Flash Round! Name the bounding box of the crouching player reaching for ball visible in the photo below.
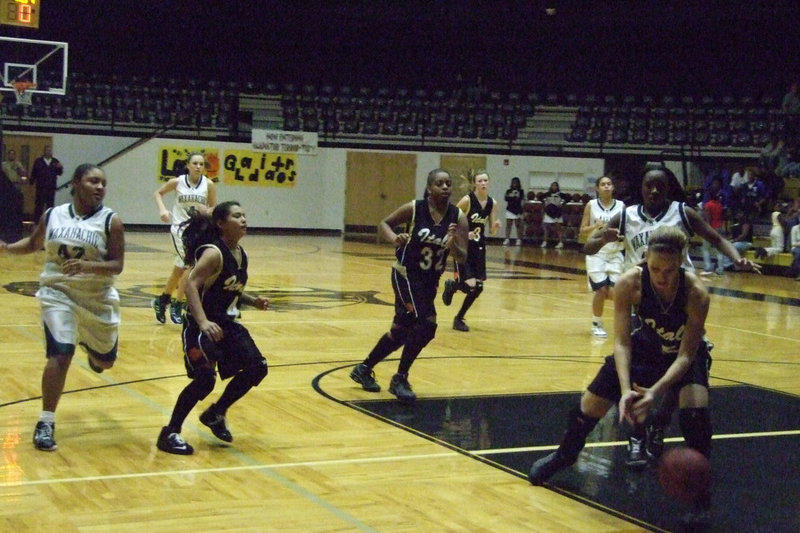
[529,226,714,525]
[157,201,269,455]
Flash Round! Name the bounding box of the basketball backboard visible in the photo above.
[0,35,67,95]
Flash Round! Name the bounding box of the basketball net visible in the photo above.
[11,81,36,106]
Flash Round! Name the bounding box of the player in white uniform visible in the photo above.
[152,153,217,324]
[585,164,760,469]
[0,164,125,451]
[579,176,624,337]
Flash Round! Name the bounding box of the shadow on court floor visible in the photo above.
[350,386,800,532]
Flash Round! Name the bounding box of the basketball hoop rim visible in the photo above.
[11,80,37,93]
[10,81,36,105]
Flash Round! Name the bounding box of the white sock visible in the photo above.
[39,411,55,424]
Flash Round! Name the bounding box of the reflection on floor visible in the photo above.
[351,386,800,532]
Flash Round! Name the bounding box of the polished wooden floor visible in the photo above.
[1,231,798,532]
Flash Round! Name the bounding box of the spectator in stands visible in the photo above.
[790,221,800,280]
[541,181,570,248]
[782,82,800,140]
[753,201,786,260]
[30,145,64,221]
[759,134,786,173]
[700,179,727,275]
[783,194,800,250]
[720,211,754,271]
[729,164,750,189]
[2,149,27,189]
[503,177,524,246]
[742,171,768,219]
[776,139,800,179]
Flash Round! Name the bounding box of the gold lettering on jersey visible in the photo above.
[222,274,245,293]
[643,318,684,354]
[417,228,450,247]
[469,212,488,226]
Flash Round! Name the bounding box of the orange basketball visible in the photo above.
[657,447,711,503]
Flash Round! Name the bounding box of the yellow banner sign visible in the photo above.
[158,146,220,182]
[222,149,297,187]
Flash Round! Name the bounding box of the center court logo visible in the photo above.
[3,282,392,311]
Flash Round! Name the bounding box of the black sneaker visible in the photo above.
[152,295,167,324]
[169,299,184,324]
[625,436,648,469]
[645,423,665,461]
[199,406,233,442]
[350,363,381,392]
[453,317,470,332]
[528,451,567,485]
[389,373,417,403]
[33,421,57,451]
[442,279,455,306]
[157,426,194,455]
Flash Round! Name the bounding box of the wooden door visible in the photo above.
[440,154,487,203]
[344,151,416,233]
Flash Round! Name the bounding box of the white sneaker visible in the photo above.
[555,241,564,249]
[503,239,510,246]
[591,324,607,338]
[516,239,522,246]
[540,241,547,248]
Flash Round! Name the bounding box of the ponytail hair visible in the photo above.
[180,201,241,266]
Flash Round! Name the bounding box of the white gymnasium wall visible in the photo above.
[29,132,604,229]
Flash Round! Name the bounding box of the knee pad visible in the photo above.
[679,407,712,458]
[192,366,217,400]
[243,358,269,387]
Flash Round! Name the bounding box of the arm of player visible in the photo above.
[0,210,48,254]
[205,180,218,215]
[379,201,414,246]
[578,202,602,241]
[185,246,224,341]
[613,268,639,424]
[584,212,621,255]
[154,178,179,223]
[240,292,269,310]
[448,209,470,263]
[489,198,501,235]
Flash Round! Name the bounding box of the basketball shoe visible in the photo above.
[350,363,380,392]
[157,426,194,455]
[33,421,57,451]
[389,373,416,403]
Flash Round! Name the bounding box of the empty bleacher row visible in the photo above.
[0,71,786,152]
[1,72,236,132]
[565,93,784,148]
[273,83,532,140]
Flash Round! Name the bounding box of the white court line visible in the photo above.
[7,428,798,488]
[473,429,800,455]
[0,451,457,488]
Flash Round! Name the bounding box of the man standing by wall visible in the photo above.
[30,145,63,220]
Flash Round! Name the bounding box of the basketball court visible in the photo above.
[1,233,798,531]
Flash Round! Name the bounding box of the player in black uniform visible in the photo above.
[529,226,714,523]
[441,170,501,332]
[350,169,469,402]
[157,201,270,455]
